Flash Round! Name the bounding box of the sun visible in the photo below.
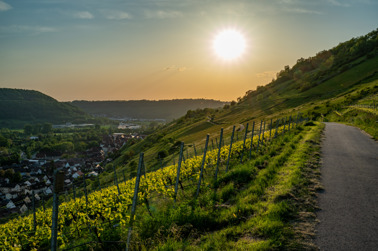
[213,29,246,61]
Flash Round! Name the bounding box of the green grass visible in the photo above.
[120,122,324,250]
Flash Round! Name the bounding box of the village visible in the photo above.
[0,132,145,221]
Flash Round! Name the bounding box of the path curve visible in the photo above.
[315,122,378,250]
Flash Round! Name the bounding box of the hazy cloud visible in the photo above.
[145,10,183,19]
[102,10,132,20]
[0,25,57,35]
[326,0,351,7]
[284,7,323,15]
[279,0,298,4]
[0,1,11,11]
[164,65,187,72]
[73,11,94,19]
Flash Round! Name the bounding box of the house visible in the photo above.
[28,160,39,165]
[72,171,83,179]
[45,179,51,186]
[12,184,21,193]
[34,193,40,201]
[6,200,16,209]
[44,187,52,195]
[20,204,28,214]
[0,187,10,194]
[88,171,98,177]
[24,181,32,187]
[24,196,31,204]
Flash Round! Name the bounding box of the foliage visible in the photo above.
[0,120,294,250]
[70,99,227,121]
[0,88,114,129]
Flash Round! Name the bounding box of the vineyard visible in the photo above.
[0,116,313,250]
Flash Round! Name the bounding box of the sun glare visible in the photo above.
[213,29,246,61]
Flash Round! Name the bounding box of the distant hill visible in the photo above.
[70,99,228,121]
[0,88,92,128]
[108,28,378,173]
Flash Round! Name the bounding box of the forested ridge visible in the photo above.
[0,88,92,128]
[70,99,228,121]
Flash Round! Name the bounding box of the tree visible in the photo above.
[10,171,22,183]
[157,150,168,159]
[41,123,52,134]
[4,169,15,179]
[32,124,42,134]
[0,135,11,148]
[105,163,114,173]
[24,124,33,135]
[129,160,138,176]
[46,161,55,176]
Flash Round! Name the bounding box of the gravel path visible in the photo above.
[315,122,378,250]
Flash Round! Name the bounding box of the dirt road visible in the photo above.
[315,122,378,250]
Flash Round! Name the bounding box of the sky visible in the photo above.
[0,0,377,102]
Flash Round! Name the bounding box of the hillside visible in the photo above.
[0,88,93,128]
[1,29,377,250]
[69,99,228,121]
[97,28,377,249]
[108,28,378,177]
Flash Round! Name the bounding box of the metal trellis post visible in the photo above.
[214,128,224,181]
[126,152,144,251]
[174,142,184,203]
[226,126,236,172]
[196,134,210,198]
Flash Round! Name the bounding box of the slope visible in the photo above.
[0,88,93,128]
[69,99,228,121]
[107,28,378,183]
[1,28,377,251]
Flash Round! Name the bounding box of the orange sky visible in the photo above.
[0,0,377,101]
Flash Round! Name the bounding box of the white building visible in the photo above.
[20,204,28,214]
[6,201,16,209]
[24,196,31,204]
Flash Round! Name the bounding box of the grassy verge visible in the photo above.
[327,107,377,139]
[125,122,324,250]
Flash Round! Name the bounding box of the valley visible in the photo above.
[0,28,377,250]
